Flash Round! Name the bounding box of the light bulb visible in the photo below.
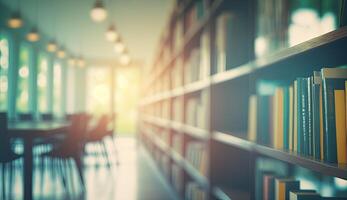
[26,27,40,42]
[7,12,23,29]
[120,53,131,65]
[105,25,119,42]
[68,57,76,66]
[114,40,125,53]
[57,49,66,58]
[47,40,57,52]
[90,0,107,22]
[77,57,86,68]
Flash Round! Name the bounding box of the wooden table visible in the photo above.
[8,121,70,200]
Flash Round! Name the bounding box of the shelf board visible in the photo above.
[170,149,184,165]
[212,131,347,179]
[254,144,347,180]
[212,26,347,85]
[212,131,252,151]
[171,87,184,98]
[184,79,210,94]
[183,160,210,189]
[183,124,209,139]
[142,115,171,128]
[140,91,171,105]
[154,137,169,152]
[171,121,183,132]
[212,186,250,200]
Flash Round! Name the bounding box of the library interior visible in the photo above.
[1,0,347,199]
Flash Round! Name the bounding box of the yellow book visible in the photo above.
[289,86,294,151]
[276,180,286,200]
[335,90,347,164]
[275,178,300,200]
[320,84,324,160]
[274,88,284,149]
[294,81,298,152]
[248,95,257,142]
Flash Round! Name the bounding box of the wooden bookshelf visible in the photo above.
[139,0,347,199]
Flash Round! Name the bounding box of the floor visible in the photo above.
[1,136,177,200]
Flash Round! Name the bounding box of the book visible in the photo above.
[248,95,257,142]
[263,174,276,200]
[321,68,347,163]
[307,77,313,156]
[288,85,294,151]
[275,178,300,200]
[289,190,320,200]
[312,71,322,159]
[274,87,284,149]
[256,95,273,145]
[334,89,347,164]
[293,80,298,152]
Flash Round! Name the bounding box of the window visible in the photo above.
[0,36,9,111]
[37,53,48,113]
[53,61,62,116]
[16,45,30,113]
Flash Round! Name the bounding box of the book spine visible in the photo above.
[283,87,290,150]
[307,77,313,156]
[322,79,338,163]
[296,78,303,154]
[312,83,321,159]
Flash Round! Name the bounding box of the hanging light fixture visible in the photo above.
[105,24,119,42]
[47,40,57,52]
[68,56,76,66]
[77,56,86,68]
[57,47,66,58]
[26,27,40,42]
[114,38,125,53]
[90,0,107,22]
[120,51,131,66]
[7,12,23,29]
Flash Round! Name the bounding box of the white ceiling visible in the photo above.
[2,0,174,65]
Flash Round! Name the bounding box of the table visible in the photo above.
[8,121,70,200]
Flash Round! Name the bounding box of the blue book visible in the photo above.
[307,77,313,156]
[321,68,347,163]
[312,71,322,160]
[297,78,309,155]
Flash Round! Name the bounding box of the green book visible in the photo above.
[321,68,347,163]
[256,95,272,145]
[283,86,290,150]
[312,71,322,160]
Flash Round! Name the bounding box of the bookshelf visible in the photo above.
[139,0,347,199]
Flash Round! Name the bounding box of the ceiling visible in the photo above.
[1,0,174,66]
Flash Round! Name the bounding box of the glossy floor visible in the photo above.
[0,137,177,200]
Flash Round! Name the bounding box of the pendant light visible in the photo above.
[105,24,119,42]
[26,27,40,42]
[27,0,40,42]
[90,0,107,22]
[114,38,125,53]
[68,56,76,66]
[47,40,57,52]
[120,51,131,66]
[57,47,66,58]
[7,0,23,29]
[8,12,23,29]
[77,56,86,68]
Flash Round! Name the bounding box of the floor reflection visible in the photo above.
[2,136,175,200]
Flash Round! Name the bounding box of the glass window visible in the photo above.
[37,53,48,113]
[53,61,62,116]
[16,45,30,113]
[0,36,9,111]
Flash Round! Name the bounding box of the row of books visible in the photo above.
[248,67,347,163]
[172,133,183,155]
[171,59,183,89]
[186,91,208,129]
[262,174,346,200]
[184,0,207,35]
[185,141,208,177]
[185,182,208,200]
[213,11,249,74]
[255,0,341,57]
[172,97,183,122]
[184,32,210,84]
[171,164,183,194]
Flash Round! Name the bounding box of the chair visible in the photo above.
[0,112,22,199]
[39,113,90,196]
[85,114,119,166]
[18,113,34,121]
